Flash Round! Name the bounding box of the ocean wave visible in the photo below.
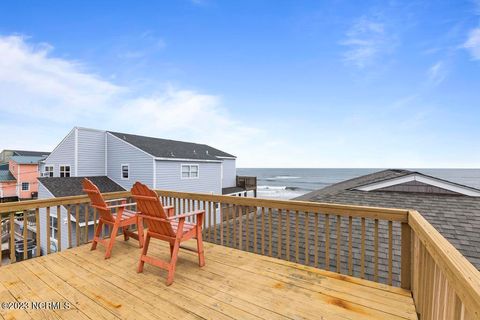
[257,185,301,191]
[265,176,301,180]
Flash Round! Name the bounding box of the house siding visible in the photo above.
[107,133,154,190]
[221,159,236,188]
[38,182,70,254]
[43,129,76,177]
[155,160,222,194]
[77,128,106,176]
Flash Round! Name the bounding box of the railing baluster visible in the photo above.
[314,213,319,267]
[277,209,282,259]
[261,207,265,255]
[388,221,393,286]
[286,210,290,260]
[348,216,353,275]
[67,205,72,248]
[246,206,250,252]
[374,219,379,282]
[361,217,366,279]
[226,204,230,247]
[220,203,224,245]
[305,212,310,265]
[75,205,80,247]
[9,212,15,263]
[295,210,299,263]
[238,205,242,250]
[233,205,237,248]
[214,202,217,243]
[84,203,89,244]
[23,210,28,260]
[56,206,61,252]
[325,213,330,270]
[253,206,257,253]
[35,208,41,257]
[268,208,273,257]
[46,207,51,255]
[336,215,341,273]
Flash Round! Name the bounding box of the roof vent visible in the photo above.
[206,150,209,155]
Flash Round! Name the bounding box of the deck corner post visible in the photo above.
[401,221,412,290]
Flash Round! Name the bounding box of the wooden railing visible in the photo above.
[0,190,479,319]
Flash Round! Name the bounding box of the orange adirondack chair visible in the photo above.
[131,182,205,285]
[82,178,144,259]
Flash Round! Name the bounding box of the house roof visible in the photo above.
[296,169,480,270]
[10,155,47,164]
[0,163,8,170]
[108,131,235,161]
[12,150,50,157]
[0,169,15,182]
[38,176,125,198]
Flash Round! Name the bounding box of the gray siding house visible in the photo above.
[37,127,238,254]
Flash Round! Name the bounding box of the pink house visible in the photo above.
[0,155,47,201]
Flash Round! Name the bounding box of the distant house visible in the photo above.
[0,149,50,164]
[36,126,243,254]
[0,151,50,202]
[295,169,480,282]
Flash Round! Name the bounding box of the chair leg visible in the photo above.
[105,223,119,259]
[137,217,144,248]
[166,239,181,286]
[122,226,130,241]
[91,220,104,251]
[196,227,205,267]
[138,233,151,273]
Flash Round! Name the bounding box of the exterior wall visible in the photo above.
[77,128,106,176]
[38,182,70,254]
[0,181,17,198]
[106,133,154,190]
[8,160,40,199]
[221,159,236,188]
[43,129,76,177]
[155,160,222,194]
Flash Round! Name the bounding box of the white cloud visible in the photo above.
[427,61,447,85]
[341,17,395,68]
[464,28,480,60]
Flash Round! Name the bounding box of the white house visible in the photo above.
[37,127,240,254]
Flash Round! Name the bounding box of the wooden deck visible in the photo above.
[0,238,417,320]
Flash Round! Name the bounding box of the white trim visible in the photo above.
[155,157,221,163]
[106,132,155,159]
[153,159,157,189]
[104,132,108,175]
[216,156,237,159]
[355,173,480,197]
[74,127,78,176]
[121,164,130,180]
[180,164,199,180]
[59,164,71,178]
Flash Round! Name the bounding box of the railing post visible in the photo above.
[401,222,412,290]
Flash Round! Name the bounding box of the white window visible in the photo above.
[44,165,54,177]
[181,164,199,179]
[50,216,58,240]
[60,165,70,177]
[121,164,129,179]
[21,182,29,191]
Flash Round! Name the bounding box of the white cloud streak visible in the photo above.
[464,28,480,60]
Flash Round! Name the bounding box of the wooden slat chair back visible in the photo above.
[82,178,144,259]
[131,181,205,285]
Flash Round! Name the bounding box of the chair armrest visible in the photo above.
[168,210,205,220]
[163,205,175,217]
[136,214,169,223]
[105,198,127,203]
[107,202,137,209]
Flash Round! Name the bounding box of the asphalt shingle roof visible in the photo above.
[108,131,235,160]
[38,176,125,198]
[10,155,47,164]
[12,150,50,157]
[0,169,15,182]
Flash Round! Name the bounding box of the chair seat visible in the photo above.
[171,220,196,234]
[112,209,138,221]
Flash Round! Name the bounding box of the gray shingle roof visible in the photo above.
[0,169,15,182]
[296,169,480,270]
[10,155,47,164]
[108,131,235,160]
[12,150,50,157]
[38,176,125,197]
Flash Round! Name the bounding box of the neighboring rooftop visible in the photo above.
[39,176,125,198]
[9,150,50,157]
[296,169,480,269]
[0,169,15,182]
[108,131,235,161]
[10,155,48,164]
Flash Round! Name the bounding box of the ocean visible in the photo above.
[236,168,480,200]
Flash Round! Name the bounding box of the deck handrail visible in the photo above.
[0,190,479,319]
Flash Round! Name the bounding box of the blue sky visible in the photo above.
[0,0,479,167]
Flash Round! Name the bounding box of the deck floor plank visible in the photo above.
[0,237,417,320]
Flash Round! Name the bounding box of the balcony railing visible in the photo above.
[0,190,479,319]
